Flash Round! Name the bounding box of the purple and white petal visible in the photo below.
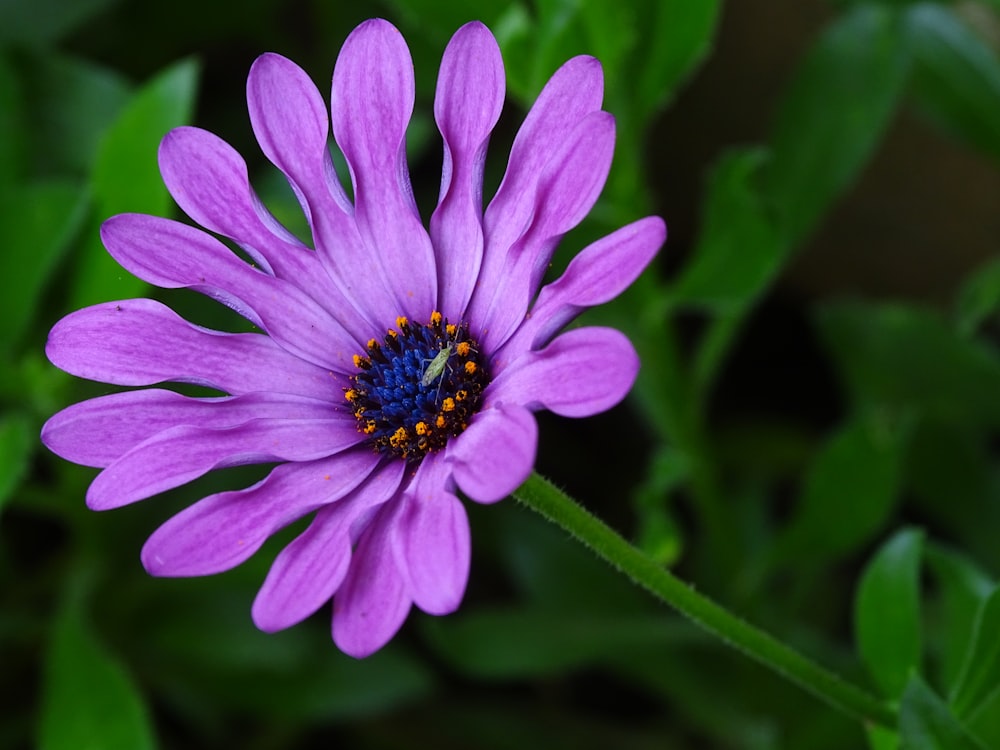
[490,326,638,418]
[142,449,381,576]
[448,403,537,504]
[430,22,504,318]
[331,18,437,321]
[41,389,338,468]
[332,499,412,658]
[88,417,362,510]
[45,299,340,399]
[102,214,361,369]
[252,458,405,632]
[498,216,665,360]
[394,454,469,615]
[247,53,397,330]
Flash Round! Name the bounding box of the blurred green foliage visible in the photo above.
[2,0,1000,748]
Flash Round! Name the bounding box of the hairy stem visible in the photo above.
[513,471,897,729]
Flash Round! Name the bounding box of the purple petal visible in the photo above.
[87,417,362,510]
[499,216,666,360]
[158,127,372,340]
[158,126,296,269]
[332,499,412,658]
[448,403,537,504]
[246,53,347,210]
[142,449,381,576]
[102,214,361,370]
[331,18,437,320]
[45,299,339,399]
[483,55,604,254]
[429,22,504,318]
[394,455,469,615]
[41,389,338,468]
[490,326,638,418]
[475,111,617,352]
[247,54,397,329]
[252,459,405,632]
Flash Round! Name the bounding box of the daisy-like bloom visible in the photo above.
[41,19,665,657]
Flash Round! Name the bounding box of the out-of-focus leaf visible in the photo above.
[855,528,923,697]
[905,4,1000,165]
[495,0,721,116]
[0,180,88,355]
[867,724,899,750]
[0,55,25,184]
[423,608,694,679]
[383,0,515,45]
[765,4,909,244]
[70,58,199,310]
[39,579,156,750]
[141,585,433,724]
[632,0,722,116]
[0,0,120,46]
[490,501,651,614]
[949,586,1000,720]
[0,415,31,514]
[899,675,986,750]
[775,409,907,566]
[965,686,1000,748]
[670,148,782,311]
[22,54,131,177]
[632,444,688,565]
[956,257,1000,337]
[818,302,1000,427]
[925,543,996,696]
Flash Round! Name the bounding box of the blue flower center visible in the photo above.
[345,312,489,462]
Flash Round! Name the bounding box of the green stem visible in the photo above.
[513,471,897,730]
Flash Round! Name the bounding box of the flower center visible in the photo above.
[345,311,489,462]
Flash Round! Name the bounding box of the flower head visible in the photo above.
[42,19,665,657]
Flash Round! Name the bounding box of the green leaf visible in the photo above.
[423,608,695,679]
[855,528,924,698]
[0,414,32,515]
[925,543,996,696]
[904,4,1000,165]
[632,0,722,116]
[632,444,688,565]
[0,55,25,184]
[956,257,1000,337]
[39,580,156,750]
[0,0,119,46]
[482,500,651,614]
[669,148,783,311]
[776,409,907,566]
[22,54,131,177]
[818,302,1000,427]
[70,58,199,310]
[949,586,1000,719]
[868,724,900,750]
[0,180,88,355]
[765,4,910,244]
[899,675,986,750]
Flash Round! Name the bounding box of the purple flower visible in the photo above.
[41,19,665,657]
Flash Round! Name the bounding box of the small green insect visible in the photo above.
[421,344,454,387]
